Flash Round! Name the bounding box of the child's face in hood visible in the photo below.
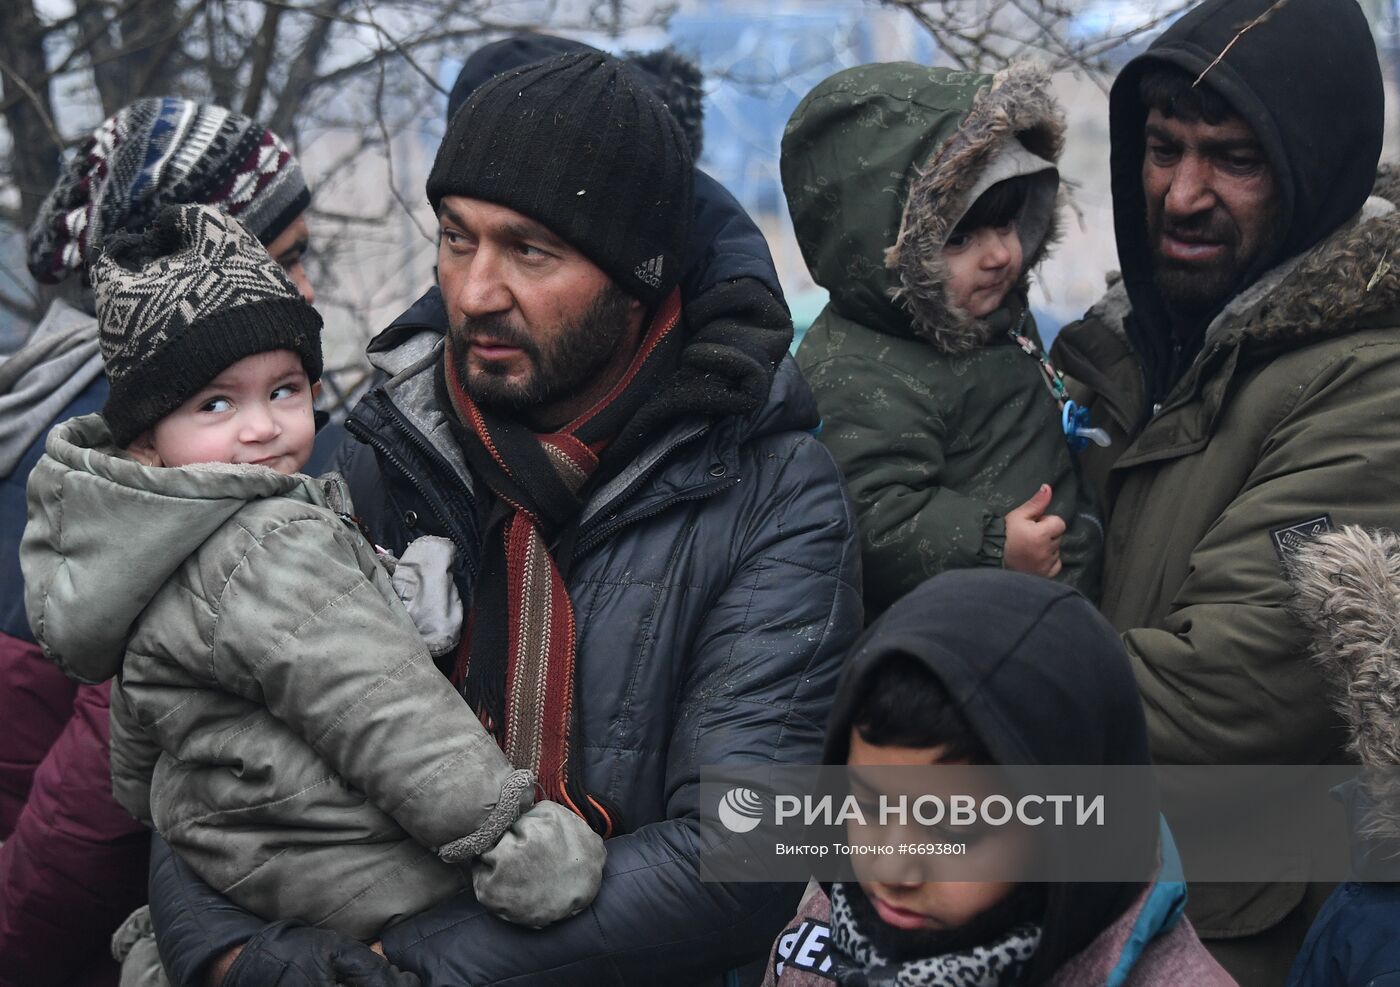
[941,221,1023,319]
[846,728,1034,934]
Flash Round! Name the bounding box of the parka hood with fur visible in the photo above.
[782,61,1063,353]
[1289,526,1400,857]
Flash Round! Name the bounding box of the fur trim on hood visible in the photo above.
[1083,195,1400,357]
[886,61,1065,354]
[1373,162,1400,209]
[1211,197,1400,348]
[1288,525,1400,838]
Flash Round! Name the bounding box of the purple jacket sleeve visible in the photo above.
[0,680,149,987]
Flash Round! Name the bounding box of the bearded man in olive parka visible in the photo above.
[1049,0,1400,983]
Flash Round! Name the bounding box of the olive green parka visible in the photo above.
[1049,0,1400,944]
[782,62,1101,617]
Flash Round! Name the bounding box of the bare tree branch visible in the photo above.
[0,57,64,150]
[0,0,674,342]
[268,0,346,135]
[242,2,285,117]
[879,0,1196,76]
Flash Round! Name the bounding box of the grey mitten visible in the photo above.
[112,906,170,987]
[472,801,606,928]
[389,535,462,657]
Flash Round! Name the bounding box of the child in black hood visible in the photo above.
[762,570,1235,986]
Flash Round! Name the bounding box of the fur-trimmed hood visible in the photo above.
[782,61,1064,352]
[1289,525,1400,771]
[1288,525,1400,845]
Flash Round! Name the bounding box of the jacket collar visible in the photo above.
[362,302,817,524]
[1049,822,1188,987]
[1110,197,1400,470]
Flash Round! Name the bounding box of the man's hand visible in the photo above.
[208,922,419,987]
[1004,484,1065,579]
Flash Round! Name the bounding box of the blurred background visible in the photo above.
[3,0,1398,408]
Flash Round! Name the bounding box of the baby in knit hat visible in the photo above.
[21,203,605,951]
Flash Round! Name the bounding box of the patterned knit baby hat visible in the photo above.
[27,97,309,284]
[91,203,322,446]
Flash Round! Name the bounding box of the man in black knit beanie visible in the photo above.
[147,47,862,987]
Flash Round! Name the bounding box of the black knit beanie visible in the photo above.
[427,51,693,306]
[91,203,323,447]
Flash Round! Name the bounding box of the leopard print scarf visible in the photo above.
[827,884,1041,987]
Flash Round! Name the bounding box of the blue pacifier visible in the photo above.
[1063,400,1111,452]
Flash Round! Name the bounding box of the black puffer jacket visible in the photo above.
[146,329,862,984]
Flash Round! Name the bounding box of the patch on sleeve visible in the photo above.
[774,919,839,982]
[1270,515,1333,568]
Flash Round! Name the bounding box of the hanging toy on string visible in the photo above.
[1007,318,1112,454]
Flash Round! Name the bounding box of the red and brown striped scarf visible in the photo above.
[442,290,682,836]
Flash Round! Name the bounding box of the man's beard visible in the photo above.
[1147,205,1279,322]
[448,283,633,419]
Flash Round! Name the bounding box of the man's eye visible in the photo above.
[200,397,232,413]
[441,230,468,249]
[1146,143,1178,165]
[1223,156,1263,174]
[516,242,548,259]
[271,385,298,401]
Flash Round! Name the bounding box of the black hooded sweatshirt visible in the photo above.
[823,570,1159,984]
[1106,0,1384,406]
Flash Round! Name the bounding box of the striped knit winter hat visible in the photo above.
[91,203,322,447]
[26,97,309,284]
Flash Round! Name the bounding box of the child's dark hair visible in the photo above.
[851,652,991,762]
[1137,63,1234,126]
[951,175,1031,237]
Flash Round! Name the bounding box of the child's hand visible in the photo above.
[389,535,462,657]
[1004,484,1065,579]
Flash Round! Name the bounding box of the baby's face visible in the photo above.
[129,349,317,473]
[942,221,1023,319]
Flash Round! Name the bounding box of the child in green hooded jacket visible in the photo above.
[782,62,1102,617]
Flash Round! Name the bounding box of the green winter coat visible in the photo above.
[21,414,600,939]
[1053,199,1400,938]
[782,62,1101,617]
[1047,0,1400,949]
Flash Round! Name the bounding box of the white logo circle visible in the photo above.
[718,787,765,833]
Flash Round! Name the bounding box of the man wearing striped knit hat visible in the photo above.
[0,97,312,987]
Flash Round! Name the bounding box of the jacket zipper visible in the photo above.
[575,477,740,557]
[346,398,479,578]
[575,424,712,548]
